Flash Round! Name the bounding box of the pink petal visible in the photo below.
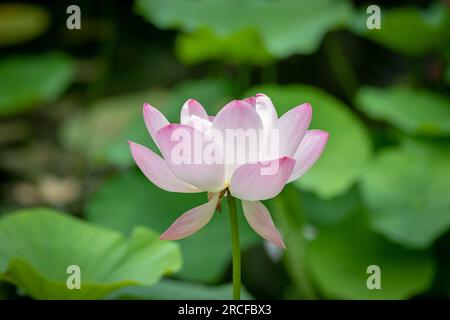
[230,157,295,201]
[242,96,256,106]
[143,103,169,145]
[160,193,219,240]
[255,93,278,131]
[212,100,264,180]
[213,99,263,131]
[273,103,312,157]
[242,200,286,249]
[287,130,329,183]
[128,141,200,193]
[156,124,225,192]
[180,99,209,123]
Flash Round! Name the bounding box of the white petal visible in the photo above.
[184,115,213,135]
[255,93,278,132]
[180,99,209,123]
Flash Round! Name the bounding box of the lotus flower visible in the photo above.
[128,94,328,249]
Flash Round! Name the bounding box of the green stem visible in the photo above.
[227,192,241,300]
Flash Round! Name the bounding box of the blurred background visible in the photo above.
[0,0,449,300]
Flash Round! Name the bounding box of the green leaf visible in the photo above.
[360,141,450,248]
[269,185,360,299]
[244,84,372,198]
[135,0,353,57]
[352,4,450,56]
[0,208,181,299]
[0,53,75,116]
[175,28,274,65]
[107,279,253,300]
[0,3,50,46]
[301,187,361,226]
[86,171,260,283]
[356,86,450,136]
[307,210,435,299]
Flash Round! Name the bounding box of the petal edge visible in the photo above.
[129,140,200,193]
[160,193,219,240]
[143,103,169,146]
[242,200,286,249]
[287,130,329,183]
[230,157,295,201]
